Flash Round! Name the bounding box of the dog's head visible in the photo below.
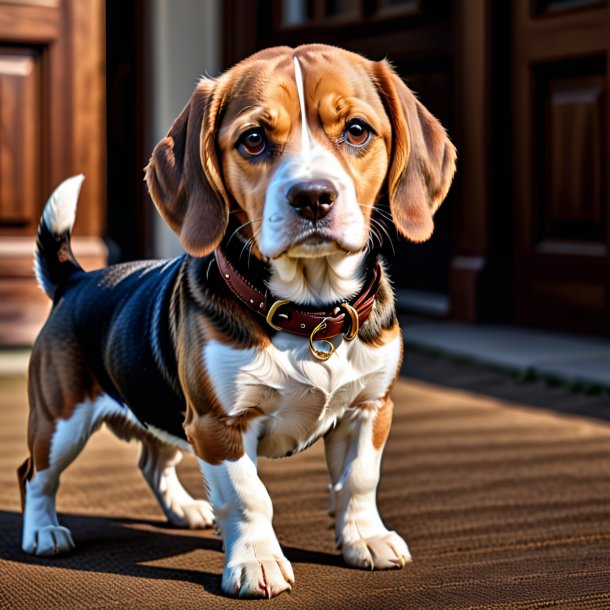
[146,45,456,300]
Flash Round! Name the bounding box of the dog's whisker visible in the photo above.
[206,256,217,281]
[370,217,396,254]
[366,217,393,253]
[239,235,256,263]
[246,227,262,268]
[226,219,258,248]
[360,203,394,223]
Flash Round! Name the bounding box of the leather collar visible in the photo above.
[214,248,382,344]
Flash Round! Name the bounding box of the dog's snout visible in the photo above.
[287,180,337,222]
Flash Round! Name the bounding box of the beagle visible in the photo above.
[19,44,456,599]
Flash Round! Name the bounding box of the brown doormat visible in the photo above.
[1,374,610,609]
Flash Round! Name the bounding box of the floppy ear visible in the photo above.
[145,78,229,257]
[374,60,457,242]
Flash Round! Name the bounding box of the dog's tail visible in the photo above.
[34,175,85,299]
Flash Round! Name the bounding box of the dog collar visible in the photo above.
[214,248,382,361]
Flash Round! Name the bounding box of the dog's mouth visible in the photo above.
[282,228,349,258]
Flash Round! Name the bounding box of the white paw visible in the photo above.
[222,556,295,599]
[342,531,411,570]
[166,499,214,529]
[22,525,75,557]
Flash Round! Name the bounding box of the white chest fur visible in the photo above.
[204,333,402,458]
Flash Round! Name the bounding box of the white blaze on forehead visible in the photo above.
[259,55,368,278]
[293,56,311,156]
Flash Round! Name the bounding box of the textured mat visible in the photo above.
[2,374,610,609]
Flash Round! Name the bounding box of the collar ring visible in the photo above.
[309,318,334,361]
[266,299,291,331]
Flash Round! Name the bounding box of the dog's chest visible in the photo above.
[204,333,401,458]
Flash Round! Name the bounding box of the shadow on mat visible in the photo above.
[0,510,346,596]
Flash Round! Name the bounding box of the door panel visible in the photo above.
[0,49,40,231]
[513,0,610,333]
[0,0,106,346]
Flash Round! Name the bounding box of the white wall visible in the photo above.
[147,0,222,259]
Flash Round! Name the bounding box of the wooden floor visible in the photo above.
[2,372,610,609]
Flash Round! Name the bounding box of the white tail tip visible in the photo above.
[42,174,85,236]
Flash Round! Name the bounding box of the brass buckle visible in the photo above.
[266,299,291,331]
[340,303,359,341]
[309,317,334,361]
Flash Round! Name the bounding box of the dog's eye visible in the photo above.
[344,119,371,148]
[238,129,267,157]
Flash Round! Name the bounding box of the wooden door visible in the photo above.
[0,0,106,345]
[513,0,610,333]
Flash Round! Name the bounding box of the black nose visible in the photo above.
[287,180,337,222]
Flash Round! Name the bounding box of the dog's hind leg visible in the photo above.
[20,395,111,556]
[137,439,214,529]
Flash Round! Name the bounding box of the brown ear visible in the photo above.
[145,79,229,257]
[375,60,457,242]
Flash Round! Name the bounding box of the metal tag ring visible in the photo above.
[309,318,334,361]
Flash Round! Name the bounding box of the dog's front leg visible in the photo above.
[324,395,411,570]
[191,422,294,599]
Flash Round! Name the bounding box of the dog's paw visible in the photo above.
[166,499,214,529]
[222,557,295,599]
[342,531,411,571]
[22,525,75,557]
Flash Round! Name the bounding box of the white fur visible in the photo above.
[22,394,124,555]
[325,408,411,569]
[22,394,209,556]
[197,428,294,598]
[259,58,367,304]
[260,148,366,259]
[267,251,365,306]
[293,57,311,157]
[34,174,85,296]
[199,334,403,595]
[42,174,84,237]
[204,334,402,459]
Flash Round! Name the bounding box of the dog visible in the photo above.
[19,44,456,599]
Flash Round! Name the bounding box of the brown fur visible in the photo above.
[362,322,402,349]
[17,456,33,511]
[18,311,102,509]
[365,332,404,451]
[145,80,230,257]
[184,257,272,350]
[373,60,457,243]
[372,395,395,450]
[26,315,102,473]
[145,45,456,261]
[174,266,269,464]
[358,264,400,346]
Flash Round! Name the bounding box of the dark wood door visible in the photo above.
[0,0,106,345]
[223,0,456,299]
[512,0,610,333]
